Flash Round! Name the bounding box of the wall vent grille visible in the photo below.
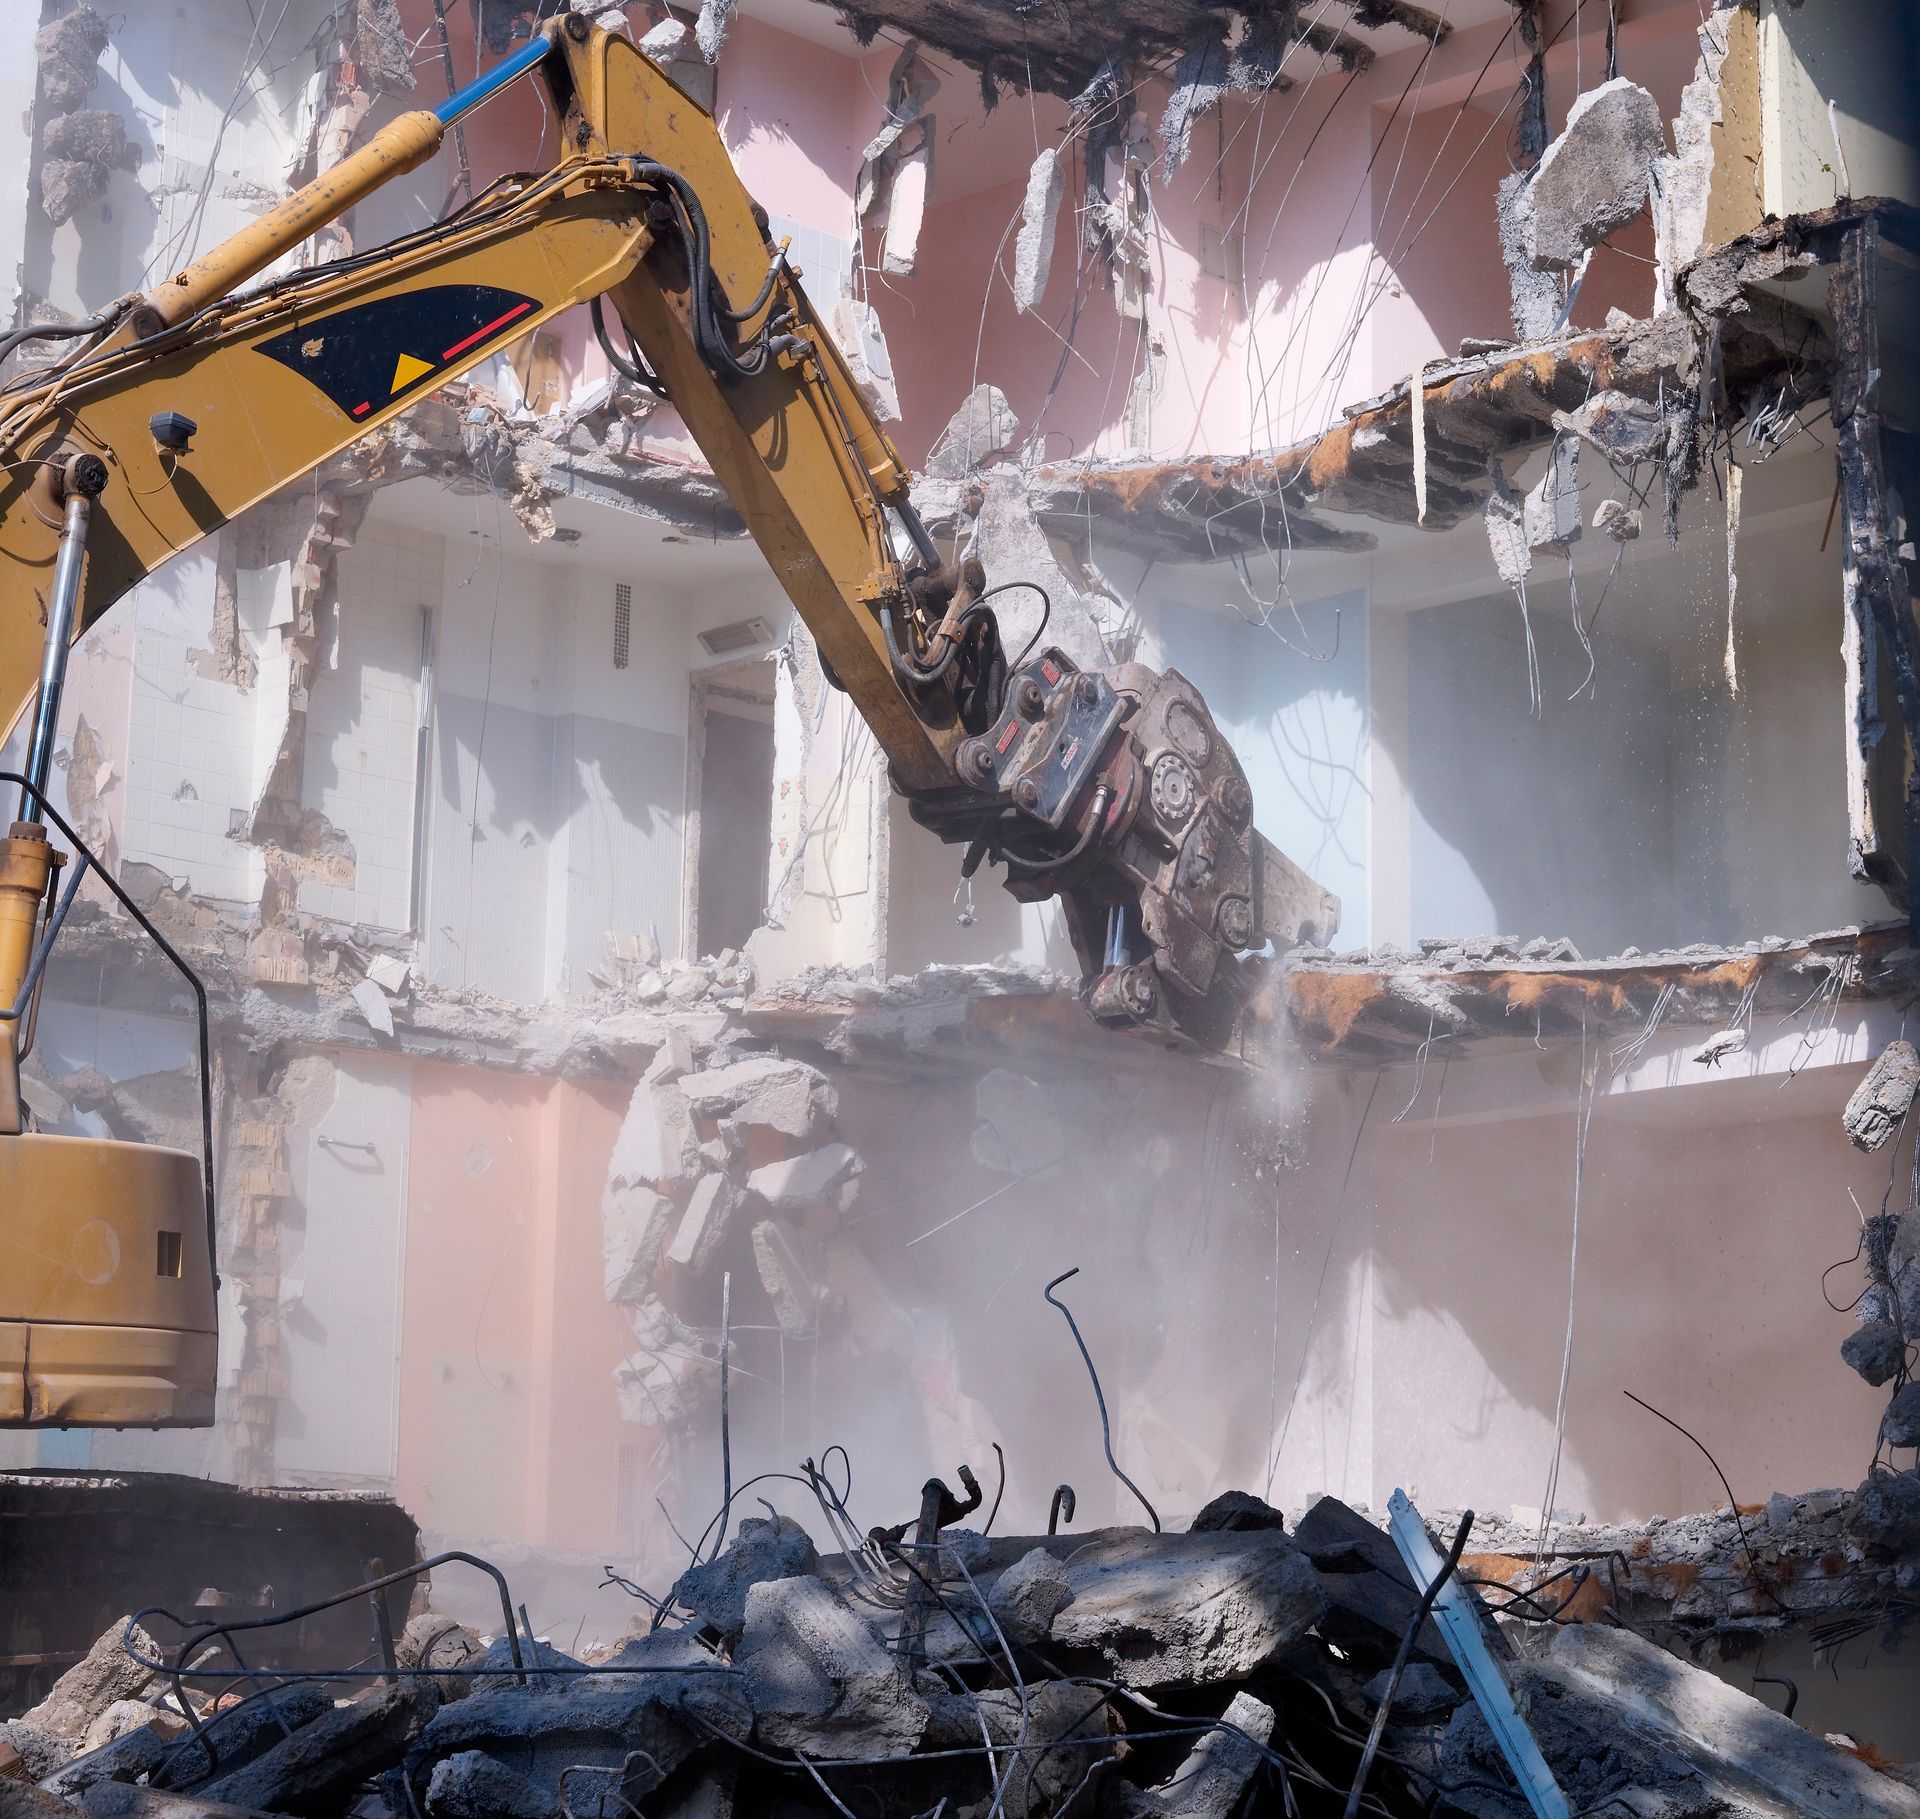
[613,582,632,670]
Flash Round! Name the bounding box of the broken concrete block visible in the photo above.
[424,1751,559,1819]
[603,1185,674,1302]
[679,1055,833,1140]
[149,1687,333,1793]
[644,1026,697,1085]
[1050,1530,1327,1689]
[747,1141,861,1213]
[1362,1660,1457,1721]
[44,1718,189,1802]
[987,1546,1074,1645]
[827,293,900,422]
[1013,148,1065,313]
[921,1682,1118,1818]
[1848,1470,1920,1553]
[395,1614,484,1702]
[1593,497,1643,542]
[1883,1382,1920,1449]
[670,1513,819,1644]
[350,977,395,1036]
[1519,1622,1920,1818]
[199,1682,428,1815]
[1495,171,1561,341]
[638,16,688,58]
[1528,77,1666,272]
[1553,389,1667,464]
[923,385,1017,479]
[1113,1689,1274,1818]
[0,1723,70,1785]
[1841,1319,1905,1388]
[970,1068,1064,1176]
[23,1621,158,1743]
[738,1575,930,1761]
[1524,435,1581,554]
[667,1171,737,1273]
[34,7,110,114]
[609,1080,701,1190]
[1483,460,1531,587]
[77,1702,176,1755]
[1159,32,1230,178]
[693,0,734,60]
[1844,1040,1920,1151]
[750,1220,817,1335]
[1189,1490,1286,1533]
[1292,1497,1447,1667]
[3,1785,83,1819]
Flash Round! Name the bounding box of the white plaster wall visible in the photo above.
[121,551,267,902]
[277,1052,413,1486]
[303,523,433,929]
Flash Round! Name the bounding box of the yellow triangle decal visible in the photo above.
[391,352,434,393]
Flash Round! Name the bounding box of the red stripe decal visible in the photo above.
[443,300,534,361]
[996,721,1020,755]
[351,401,371,417]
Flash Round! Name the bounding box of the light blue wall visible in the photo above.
[1157,592,1368,950]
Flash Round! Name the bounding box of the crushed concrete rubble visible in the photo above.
[5,1475,1913,1818]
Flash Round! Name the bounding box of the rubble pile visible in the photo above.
[5,1479,1917,1819]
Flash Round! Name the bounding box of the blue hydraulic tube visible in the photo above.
[433,34,555,126]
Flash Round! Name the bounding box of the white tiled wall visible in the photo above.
[120,554,264,902]
[767,213,854,309]
[301,525,433,929]
[278,1054,413,1486]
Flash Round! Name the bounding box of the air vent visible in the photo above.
[698,615,773,657]
[613,582,632,670]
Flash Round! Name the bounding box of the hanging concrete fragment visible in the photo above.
[1483,460,1532,587]
[1845,1040,1920,1150]
[1160,32,1230,178]
[857,44,939,276]
[1013,147,1066,313]
[638,16,688,58]
[694,0,736,62]
[1229,9,1295,93]
[1524,435,1581,554]
[1496,172,1563,341]
[1528,76,1667,271]
[922,384,1018,478]
[1592,497,1642,542]
[830,294,901,420]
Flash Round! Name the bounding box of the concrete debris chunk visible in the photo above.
[1843,1039,1920,1150]
[42,1718,185,1802]
[1495,171,1561,341]
[1049,1530,1327,1689]
[638,16,688,58]
[603,1185,675,1301]
[23,1619,159,1743]
[424,1750,559,1819]
[1363,1660,1457,1721]
[738,1575,931,1761]
[1691,1025,1746,1067]
[1883,1382,1920,1449]
[1553,389,1668,464]
[148,1687,334,1793]
[1527,77,1666,272]
[920,1682,1119,1819]
[1159,33,1230,178]
[922,384,1018,479]
[987,1546,1075,1645]
[1483,460,1531,587]
[34,7,110,114]
[750,1219,818,1334]
[679,1055,834,1139]
[1111,1690,1275,1819]
[1013,147,1066,313]
[1593,497,1643,542]
[1516,1622,1920,1818]
[40,109,140,225]
[828,294,900,422]
[199,1682,430,1816]
[747,1140,862,1213]
[395,1614,485,1703]
[667,1171,738,1272]
[79,1788,279,1819]
[857,44,938,276]
[79,1702,180,1754]
[609,1079,701,1190]
[671,1513,820,1644]
[1840,1319,1904,1388]
[693,0,735,61]
[350,977,395,1037]
[1847,1469,1920,1553]
[1524,436,1581,555]
[1188,1490,1287,1533]
[1292,1496,1448,1665]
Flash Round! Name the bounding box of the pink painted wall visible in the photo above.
[396,1063,635,1553]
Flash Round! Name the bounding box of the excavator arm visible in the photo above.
[0,16,1337,1428]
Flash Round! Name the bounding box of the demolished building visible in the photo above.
[2,0,1920,1811]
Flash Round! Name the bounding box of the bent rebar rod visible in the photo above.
[1043,1267,1160,1533]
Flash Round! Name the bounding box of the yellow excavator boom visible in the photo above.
[0,16,1337,1428]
